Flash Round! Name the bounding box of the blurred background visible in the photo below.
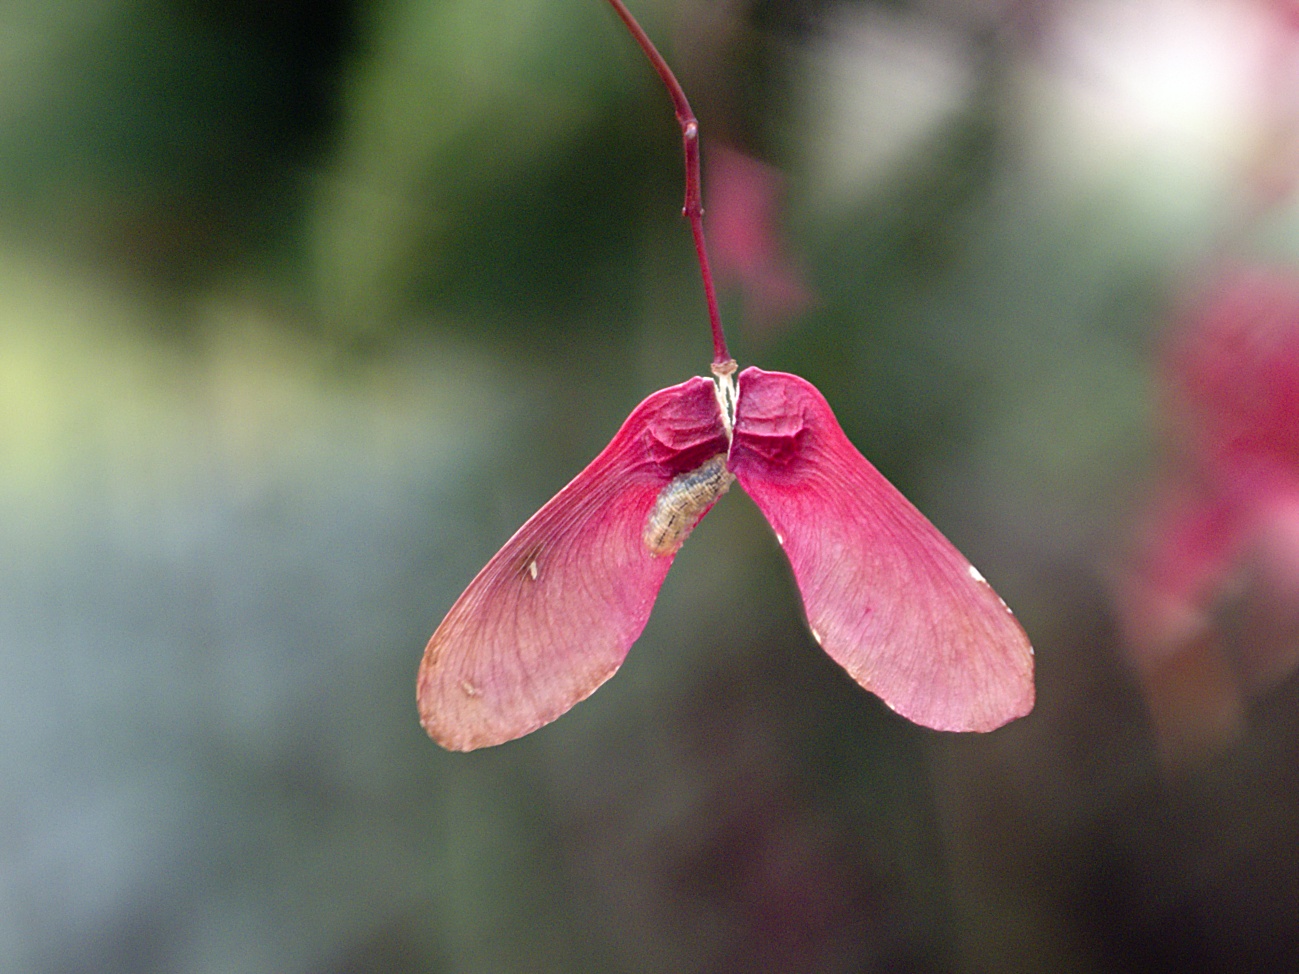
[5,0,1299,970]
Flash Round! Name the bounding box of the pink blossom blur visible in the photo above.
[1121,265,1299,760]
[706,146,813,332]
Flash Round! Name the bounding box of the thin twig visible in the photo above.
[604,0,731,366]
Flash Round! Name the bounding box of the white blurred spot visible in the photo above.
[799,7,976,211]
[1025,0,1270,196]
[1058,0,1261,144]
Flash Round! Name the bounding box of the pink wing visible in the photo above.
[728,367,1034,732]
[418,377,730,750]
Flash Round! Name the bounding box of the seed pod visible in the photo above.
[644,454,734,555]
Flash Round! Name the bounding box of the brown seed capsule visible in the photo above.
[644,454,734,555]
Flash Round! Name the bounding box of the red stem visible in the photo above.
[604,0,731,366]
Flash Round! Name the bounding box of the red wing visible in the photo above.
[728,367,1034,732]
[418,377,730,750]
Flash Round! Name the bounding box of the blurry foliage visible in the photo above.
[0,0,355,288]
[4,0,1299,972]
[309,0,676,337]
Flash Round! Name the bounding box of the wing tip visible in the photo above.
[888,650,1036,733]
[416,635,630,752]
[415,680,540,752]
[820,621,1037,734]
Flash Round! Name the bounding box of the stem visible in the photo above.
[604,0,731,366]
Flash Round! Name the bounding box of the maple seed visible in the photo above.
[415,0,1036,751]
[644,454,734,555]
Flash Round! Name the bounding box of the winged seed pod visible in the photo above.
[418,368,1033,750]
[417,0,1034,750]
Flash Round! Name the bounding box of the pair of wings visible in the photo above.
[418,367,1034,750]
